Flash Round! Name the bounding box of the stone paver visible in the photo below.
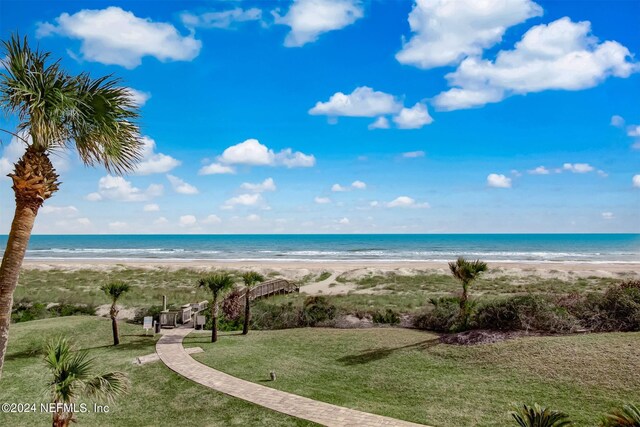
[156,327,429,427]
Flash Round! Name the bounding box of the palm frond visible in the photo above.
[511,403,572,427]
[83,371,130,403]
[100,281,130,302]
[198,273,236,297]
[601,403,640,427]
[242,271,265,288]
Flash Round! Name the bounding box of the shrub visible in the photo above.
[222,290,243,321]
[132,305,164,324]
[372,308,400,325]
[510,403,572,427]
[474,295,578,333]
[301,296,336,326]
[414,297,462,332]
[572,282,640,332]
[251,301,303,330]
[11,302,95,323]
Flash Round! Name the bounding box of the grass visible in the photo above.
[187,328,640,427]
[0,316,316,427]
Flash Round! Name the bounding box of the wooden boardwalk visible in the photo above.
[238,278,299,307]
[156,327,429,427]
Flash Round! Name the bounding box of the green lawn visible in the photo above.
[0,316,316,427]
[186,328,640,427]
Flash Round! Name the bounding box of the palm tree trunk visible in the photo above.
[0,202,38,378]
[211,296,218,343]
[242,289,251,335]
[111,315,120,346]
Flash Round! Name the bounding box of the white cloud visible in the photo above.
[487,173,512,188]
[434,17,637,110]
[179,215,197,227]
[109,221,127,230]
[134,136,181,175]
[215,139,315,168]
[241,178,276,192]
[597,170,608,178]
[314,196,332,204]
[402,150,425,158]
[87,175,163,202]
[331,184,348,192]
[181,8,262,29]
[223,193,264,209]
[610,115,625,127]
[338,217,350,224]
[77,218,91,226]
[37,6,202,68]
[601,212,614,220]
[351,180,366,189]
[40,205,79,215]
[627,125,640,137]
[198,163,236,175]
[528,166,550,175]
[309,87,402,117]
[563,163,594,173]
[246,214,261,222]
[126,88,151,107]
[392,102,433,129]
[274,0,364,47]
[167,174,199,195]
[368,117,390,130]
[144,204,160,212]
[633,175,640,188]
[153,216,169,225]
[396,0,542,69]
[386,196,429,208]
[202,214,222,224]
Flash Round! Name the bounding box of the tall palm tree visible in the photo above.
[0,35,143,376]
[241,271,264,335]
[45,337,129,427]
[448,257,488,328]
[511,403,572,427]
[100,282,130,346]
[198,273,235,342]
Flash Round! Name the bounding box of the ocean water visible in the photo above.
[1,234,638,263]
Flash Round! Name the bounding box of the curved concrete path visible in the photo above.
[156,327,429,427]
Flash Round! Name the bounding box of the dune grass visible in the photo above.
[0,316,316,427]
[187,328,640,427]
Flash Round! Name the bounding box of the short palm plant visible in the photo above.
[241,271,264,335]
[0,34,143,377]
[45,337,129,427]
[198,273,236,342]
[601,404,640,427]
[511,403,572,427]
[448,257,488,328]
[100,282,130,346]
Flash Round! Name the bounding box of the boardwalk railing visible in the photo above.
[239,278,299,306]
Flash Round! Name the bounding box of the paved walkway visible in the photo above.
[156,327,429,427]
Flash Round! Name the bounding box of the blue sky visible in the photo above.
[0,0,638,234]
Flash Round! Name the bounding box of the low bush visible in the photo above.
[414,297,462,332]
[251,300,303,330]
[301,296,336,326]
[570,281,640,332]
[372,308,400,325]
[132,305,164,324]
[11,301,95,323]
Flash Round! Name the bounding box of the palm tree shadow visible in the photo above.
[337,338,439,366]
[83,337,156,352]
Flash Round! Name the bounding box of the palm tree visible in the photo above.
[511,403,572,427]
[241,271,264,335]
[448,256,488,328]
[45,337,129,427]
[0,35,143,376]
[600,404,640,427]
[198,273,236,342]
[100,282,130,346]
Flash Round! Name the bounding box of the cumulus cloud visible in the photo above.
[204,139,315,170]
[87,175,163,202]
[386,196,429,208]
[314,196,332,204]
[202,214,222,224]
[402,150,425,158]
[222,193,264,209]
[487,173,512,188]
[392,102,433,129]
[563,163,594,173]
[179,215,197,227]
[368,116,390,130]
[109,221,127,230]
[40,205,79,215]
[610,115,625,127]
[331,184,348,192]
[434,17,637,110]
[309,87,402,117]
[181,7,262,29]
[153,217,169,225]
[274,0,364,47]
[627,125,640,138]
[601,212,614,220]
[351,180,366,189]
[528,166,550,175]
[396,0,542,69]
[134,136,181,175]
[246,214,261,222]
[37,7,202,68]
[332,181,366,192]
[144,204,160,212]
[241,178,276,192]
[126,88,151,107]
[167,174,199,195]
[338,217,350,224]
[633,175,640,188]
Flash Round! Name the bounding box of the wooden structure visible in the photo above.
[238,278,299,307]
